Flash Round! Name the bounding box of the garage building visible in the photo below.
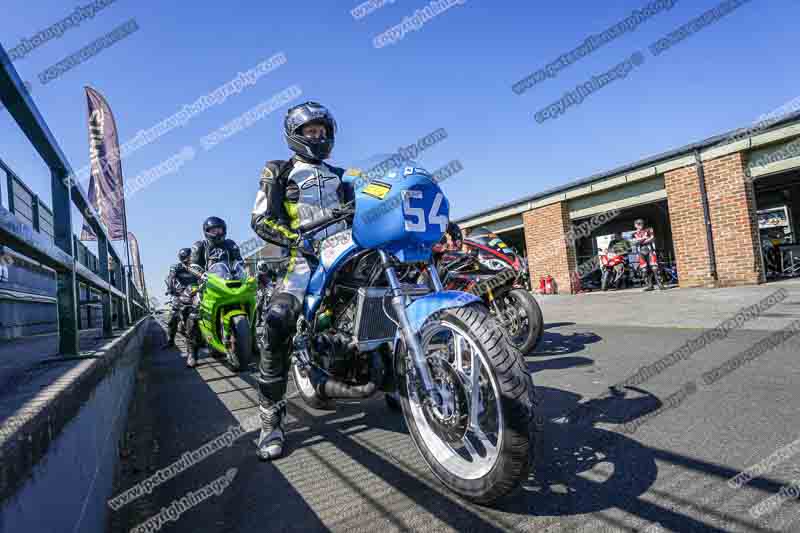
[455,112,800,293]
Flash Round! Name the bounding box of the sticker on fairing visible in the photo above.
[320,229,354,268]
[362,182,392,200]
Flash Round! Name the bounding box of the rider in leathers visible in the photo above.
[163,248,200,349]
[633,218,664,291]
[186,216,243,367]
[250,101,353,460]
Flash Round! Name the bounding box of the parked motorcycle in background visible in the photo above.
[599,247,629,291]
[433,227,544,355]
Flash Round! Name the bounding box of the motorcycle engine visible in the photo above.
[308,251,383,381]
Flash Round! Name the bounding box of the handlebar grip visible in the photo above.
[298,214,335,234]
[298,210,353,234]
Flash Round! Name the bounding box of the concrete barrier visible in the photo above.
[0,316,159,532]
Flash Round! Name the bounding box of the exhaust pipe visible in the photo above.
[308,351,385,400]
[321,378,377,399]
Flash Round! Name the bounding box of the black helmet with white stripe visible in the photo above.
[284,101,337,161]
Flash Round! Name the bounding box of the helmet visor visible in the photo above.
[286,106,337,136]
[206,227,225,237]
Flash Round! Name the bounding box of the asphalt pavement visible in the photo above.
[108,282,800,532]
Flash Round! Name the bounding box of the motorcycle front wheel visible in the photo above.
[495,288,543,356]
[399,303,534,505]
[227,315,252,371]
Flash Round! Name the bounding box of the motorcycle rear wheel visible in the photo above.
[399,303,534,505]
[290,360,336,410]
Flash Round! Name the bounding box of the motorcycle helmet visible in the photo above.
[284,101,337,161]
[178,248,191,264]
[203,216,227,246]
[432,222,463,254]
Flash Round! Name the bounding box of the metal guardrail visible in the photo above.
[0,45,148,355]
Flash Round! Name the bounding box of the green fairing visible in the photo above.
[197,273,257,355]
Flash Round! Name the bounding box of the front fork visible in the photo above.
[380,251,437,395]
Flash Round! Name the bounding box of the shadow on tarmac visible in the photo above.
[110,323,778,533]
[532,322,602,357]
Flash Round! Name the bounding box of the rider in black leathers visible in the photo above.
[185,216,243,367]
[163,248,200,349]
[249,101,353,461]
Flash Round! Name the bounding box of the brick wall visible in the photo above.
[522,201,576,294]
[703,152,763,286]
[664,164,717,287]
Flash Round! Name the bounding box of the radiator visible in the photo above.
[352,286,429,351]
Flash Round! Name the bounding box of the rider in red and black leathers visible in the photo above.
[163,248,199,348]
[633,218,664,291]
[250,101,353,461]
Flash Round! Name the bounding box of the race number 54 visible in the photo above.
[402,190,447,232]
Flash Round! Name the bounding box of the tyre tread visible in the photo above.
[402,303,535,504]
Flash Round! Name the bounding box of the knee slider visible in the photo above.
[265,304,295,338]
[265,302,291,326]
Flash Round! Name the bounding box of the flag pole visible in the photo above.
[121,183,132,322]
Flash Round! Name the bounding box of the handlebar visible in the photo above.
[188,264,206,278]
[297,205,354,235]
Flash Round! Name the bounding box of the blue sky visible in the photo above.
[2,0,798,303]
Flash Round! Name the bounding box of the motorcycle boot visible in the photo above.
[185,309,200,368]
[161,300,180,349]
[256,380,287,460]
[186,346,198,368]
[643,271,654,292]
[653,266,665,290]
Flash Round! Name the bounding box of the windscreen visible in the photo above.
[208,262,232,280]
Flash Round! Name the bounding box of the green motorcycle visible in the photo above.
[192,260,257,371]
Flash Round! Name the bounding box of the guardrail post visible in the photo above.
[124,266,132,325]
[6,171,14,213]
[32,195,40,231]
[51,168,79,355]
[118,296,125,328]
[123,267,131,326]
[116,263,126,327]
[97,234,113,337]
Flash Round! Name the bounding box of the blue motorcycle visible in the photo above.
[287,162,535,504]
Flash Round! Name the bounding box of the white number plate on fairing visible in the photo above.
[320,229,354,268]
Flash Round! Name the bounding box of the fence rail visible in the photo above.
[1,45,149,354]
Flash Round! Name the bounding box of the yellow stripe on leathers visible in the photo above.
[262,219,298,240]
[283,248,298,284]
